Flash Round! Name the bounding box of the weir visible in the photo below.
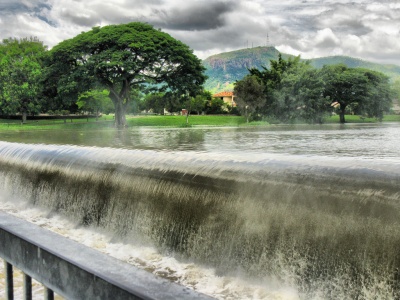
[0,141,400,298]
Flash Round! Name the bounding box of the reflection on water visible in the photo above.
[1,123,399,158]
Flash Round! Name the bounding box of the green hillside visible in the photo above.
[308,56,400,80]
[203,47,400,93]
[203,47,289,93]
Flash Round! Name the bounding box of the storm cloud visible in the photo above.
[147,2,236,31]
[0,0,399,65]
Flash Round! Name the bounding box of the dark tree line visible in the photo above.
[234,54,394,123]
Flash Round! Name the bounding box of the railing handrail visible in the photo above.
[0,211,213,300]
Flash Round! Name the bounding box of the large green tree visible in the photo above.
[321,64,392,123]
[273,65,331,124]
[234,75,266,123]
[358,70,393,121]
[249,55,305,121]
[297,68,332,124]
[45,22,206,127]
[0,37,47,122]
[248,56,393,124]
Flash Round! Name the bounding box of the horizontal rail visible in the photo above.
[0,211,213,300]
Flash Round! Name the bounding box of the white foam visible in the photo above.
[0,196,300,300]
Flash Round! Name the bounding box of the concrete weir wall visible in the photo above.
[0,211,213,300]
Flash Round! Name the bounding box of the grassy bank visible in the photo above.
[325,115,400,123]
[0,115,247,130]
[0,114,399,131]
[0,115,115,130]
[126,115,247,127]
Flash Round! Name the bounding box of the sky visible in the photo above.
[0,0,399,65]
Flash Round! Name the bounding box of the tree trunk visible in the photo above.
[114,101,127,127]
[339,105,346,123]
[186,111,190,124]
[110,92,127,127]
[22,111,27,124]
[110,82,131,127]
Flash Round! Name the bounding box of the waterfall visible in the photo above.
[1,141,399,299]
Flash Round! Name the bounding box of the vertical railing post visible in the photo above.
[23,273,32,300]
[4,260,14,300]
[44,287,54,300]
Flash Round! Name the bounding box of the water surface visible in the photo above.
[1,123,399,159]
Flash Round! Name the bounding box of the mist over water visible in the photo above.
[1,123,400,299]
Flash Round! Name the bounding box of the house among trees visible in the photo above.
[392,101,400,114]
[212,91,236,107]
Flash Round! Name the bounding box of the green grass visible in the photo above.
[126,115,246,127]
[325,114,400,123]
[381,115,400,122]
[0,114,399,131]
[0,115,115,130]
[0,115,247,130]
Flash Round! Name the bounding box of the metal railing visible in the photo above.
[0,211,213,300]
[3,261,54,300]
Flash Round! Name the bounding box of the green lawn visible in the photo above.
[381,115,400,122]
[0,114,399,131]
[325,114,400,123]
[126,115,247,127]
[0,115,247,130]
[0,115,114,130]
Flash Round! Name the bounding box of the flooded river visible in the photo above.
[1,123,400,299]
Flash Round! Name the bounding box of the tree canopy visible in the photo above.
[0,37,47,122]
[321,64,392,122]
[240,55,393,123]
[234,75,265,123]
[44,22,206,126]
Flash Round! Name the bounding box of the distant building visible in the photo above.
[212,91,236,107]
[392,101,400,114]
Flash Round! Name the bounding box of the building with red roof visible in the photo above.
[212,91,236,107]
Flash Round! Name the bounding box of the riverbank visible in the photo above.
[0,114,399,131]
[0,115,247,130]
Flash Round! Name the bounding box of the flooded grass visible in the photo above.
[0,115,247,130]
[0,114,399,132]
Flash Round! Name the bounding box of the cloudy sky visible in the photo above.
[0,0,399,65]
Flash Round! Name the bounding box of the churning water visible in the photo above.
[1,123,400,299]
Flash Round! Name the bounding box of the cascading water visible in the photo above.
[0,138,399,299]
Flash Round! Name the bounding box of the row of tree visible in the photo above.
[0,23,207,126]
[76,89,234,120]
[234,55,394,123]
[0,25,396,126]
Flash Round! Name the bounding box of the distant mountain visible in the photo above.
[203,47,282,93]
[203,47,400,93]
[308,56,400,80]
